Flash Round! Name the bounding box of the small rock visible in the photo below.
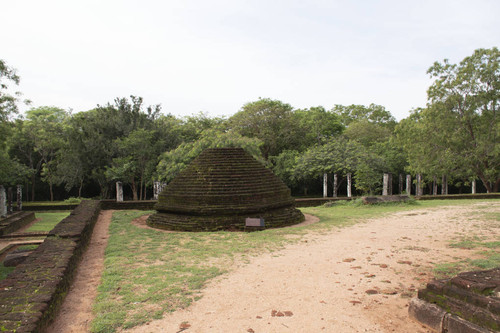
[350,300,362,305]
[365,289,379,295]
[276,311,284,317]
[343,258,356,262]
[271,310,277,317]
[284,311,293,317]
[379,264,388,268]
[179,322,191,329]
[256,316,262,319]
[247,329,255,333]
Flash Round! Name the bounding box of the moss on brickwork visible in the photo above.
[0,200,101,332]
[148,148,304,231]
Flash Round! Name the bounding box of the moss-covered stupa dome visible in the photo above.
[147,147,304,231]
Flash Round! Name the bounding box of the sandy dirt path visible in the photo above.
[49,202,499,333]
[48,210,114,333]
[127,202,499,333]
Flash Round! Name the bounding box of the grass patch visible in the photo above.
[0,263,15,280]
[15,244,39,251]
[92,199,499,332]
[26,211,70,232]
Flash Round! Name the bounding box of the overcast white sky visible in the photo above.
[2,0,499,120]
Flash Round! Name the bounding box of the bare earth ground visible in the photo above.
[50,202,499,333]
[48,210,114,333]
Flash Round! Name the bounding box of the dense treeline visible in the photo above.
[0,47,498,200]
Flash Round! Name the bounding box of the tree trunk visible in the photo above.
[494,178,500,193]
[49,182,54,202]
[31,174,36,202]
[78,180,83,198]
[131,179,138,201]
[476,171,492,193]
[333,174,338,197]
[139,176,144,201]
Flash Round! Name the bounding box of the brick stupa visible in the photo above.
[147,147,304,231]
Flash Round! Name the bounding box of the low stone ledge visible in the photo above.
[362,195,410,204]
[0,200,101,332]
[0,212,35,236]
[409,297,446,332]
[99,199,156,210]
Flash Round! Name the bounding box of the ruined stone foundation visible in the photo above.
[409,267,500,333]
[147,148,304,231]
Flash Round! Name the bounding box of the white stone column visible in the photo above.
[406,174,412,195]
[333,174,338,198]
[347,173,352,198]
[323,173,328,198]
[116,182,123,202]
[17,185,22,211]
[472,180,476,194]
[416,174,423,196]
[0,186,6,217]
[153,181,161,200]
[383,173,389,196]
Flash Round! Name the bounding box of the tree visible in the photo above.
[0,60,31,186]
[156,128,263,182]
[24,107,68,201]
[0,59,22,124]
[397,47,499,192]
[293,106,344,147]
[106,129,156,200]
[61,96,161,198]
[332,103,396,127]
[229,98,302,159]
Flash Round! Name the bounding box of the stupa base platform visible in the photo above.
[147,206,304,231]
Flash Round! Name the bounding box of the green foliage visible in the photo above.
[294,106,344,146]
[156,128,263,182]
[0,59,21,122]
[63,197,83,204]
[229,98,302,159]
[332,103,396,127]
[396,47,500,192]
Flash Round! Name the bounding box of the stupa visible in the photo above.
[147,147,304,231]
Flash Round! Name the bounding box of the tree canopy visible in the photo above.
[0,47,498,200]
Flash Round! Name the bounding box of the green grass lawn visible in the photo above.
[26,211,71,232]
[91,199,499,332]
[0,263,15,281]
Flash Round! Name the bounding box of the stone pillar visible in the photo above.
[441,175,448,195]
[383,173,389,196]
[0,186,6,218]
[433,176,438,196]
[7,187,13,214]
[472,179,476,194]
[416,174,423,196]
[116,182,123,202]
[333,174,338,198]
[323,173,328,198]
[17,185,22,211]
[153,181,161,200]
[406,174,412,195]
[399,174,404,194]
[347,173,352,198]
